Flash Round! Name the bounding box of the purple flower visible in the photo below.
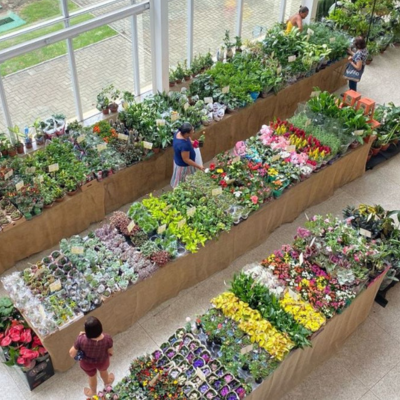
[297,227,311,238]
[220,386,230,396]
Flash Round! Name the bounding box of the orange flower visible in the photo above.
[93,125,100,133]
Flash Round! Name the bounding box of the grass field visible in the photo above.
[0,0,117,76]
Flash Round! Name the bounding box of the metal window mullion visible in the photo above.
[0,72,13,132]
[131,1,141,97]
[187,0,194,67]
[60,0,83,122]
[279,0,287,23]
[236,0,244,37]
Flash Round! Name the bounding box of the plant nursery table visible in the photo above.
[0,59,348,273]
[38,138,372,372]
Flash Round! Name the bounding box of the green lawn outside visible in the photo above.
[0,0,117,76]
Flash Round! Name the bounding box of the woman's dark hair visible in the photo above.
[179,122,193,135]
[354,36,366,50]
[85,317,103,339]
[299,6,309,13]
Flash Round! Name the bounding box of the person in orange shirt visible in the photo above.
[286,6,309,33]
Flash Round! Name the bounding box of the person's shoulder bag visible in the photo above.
[343,60,363,82]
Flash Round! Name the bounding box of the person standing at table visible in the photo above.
[286,6,309,33]
[346,36,368,92]
[170,122,204,188]
[69,317,114,398]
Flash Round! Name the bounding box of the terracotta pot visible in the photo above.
[102,108,109,115]
[371,146,381,156]
[175,79,182,84]
[1,149,8,157]
[44,202,54,209]
[169,82,175,87]
[153,147,161,154]
[67,189,78,196]
[55,196,65,202]
[184,75,191,81]
[16,145,24,154]
[363,135,371,144]
[109,103,118,113]
[366,59,372,65]
[26,142,33,149]
[381,143,390,151]
[392,138,399,145]
[8,148,17,157]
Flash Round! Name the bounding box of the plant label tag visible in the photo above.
[225,178,235,185]
[97,143,107,152]
[15,181,24,191]
[299,253,304,265]
[330,37,336,43]
[310,91,320,98]
[196,368,206,381]
[5,169,13,179]
[71,246,84,255]
[354,130,364,136]
[286,145,296,152]
[149,373,160,387]
[360,228,372,238]
[271,51,275,58]
[38,305,46,319]
[48,163,59,172]
[187,207,196,217]
[49,279,62,293]
[288,55,296,63]
[157,224,167,234]
[184,102,190,111]
[35,175,44,184]
[212,187,222,196]
[240,344,253,355]
[163,205,172,212]
[204,97,213,104]
[177,218,186,229]
[222,86,230,94]
[232,156,241,163]
[271,154,281,162]
[127,220,136,233]
[77,135,85,144]
[26,167,36,174]
[156,119,166,127]
[305,119,312,127]
[288,288,299,300]
[171,112,180,122]
[310,236,316,247]
[118,133,128,141]
[307,28,314,36]
[277,66,282,74]
[143,141,153,149]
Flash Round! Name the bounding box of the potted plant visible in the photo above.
[108,84,120,113]
[183,59,191,81]
[175,62,185,84]
[8,125,24,154]
[223,30,234,59]
[0,133,11,157]
[234,36,242,53]
[169,69,176,87]
[32,118,46,146]
[96,89,110,115]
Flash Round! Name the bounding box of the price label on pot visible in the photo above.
[286,145,296,152]
[310,91,321,98]
[360,228,372,238]
[305,119,312,127]
[330,37,336,43]
[241,344,253,355]
[271,154,281,162]
[288,55,297,63]
[212,187,222,196]
[118,133,128,141]
[48,163,59,172]
[187,207,196,217]
[127,220,136,233]
[4,169,13,179]
[277,66,282,74]
[307,28,314,36]
[156,119,166,127]
[222,86,230,94]
[77,135,85,144]
[26,167,36,174]
[196,368,206,381]
[171,112,180,122]
[157,224,167,234]
[142,141,153,150]
[71,246,84,255]
[299,252,304,265]
[49,279,62,293]
[354,130,364,136]
[15,181,24,191]
[97,143,107,152]
[177,218,186,229]
[204,97,213,104]
[232,156,241,163]
[34,175,44,184]
[184,102,190,111]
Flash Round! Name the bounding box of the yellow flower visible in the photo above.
[216,168,224,173]
[143,381,148,386]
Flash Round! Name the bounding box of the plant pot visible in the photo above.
[175,79,182,84]
[26,142,33,149]
[169,81,175,87]
[1,149,8,157]
[366,59,373,65]
[36,137,45,146]
[184,75,191,81]
[109,103,119,113]
[67,189,78,196]
[367,152,372,162]
[55,195,65,203]
[273,188,284,198]
[102,108,109,115]
[371,146,381,156]
[249,91,259,101]
[153,147,161,154]
[16,145,24,154]
[381,143,390,151]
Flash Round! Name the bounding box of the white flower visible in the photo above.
[234,191,242,198]
[186,317,191,322]
[205,168,210,173]
[224,175,230,181]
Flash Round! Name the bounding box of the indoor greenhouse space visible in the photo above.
[1,0,400,400]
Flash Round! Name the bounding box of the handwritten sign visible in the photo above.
[48,163,59,173]
[222,86,230,94]
[310,91,321,98]
[354,130,364,136]
[288,288,300,300]
[277,66,282,74]
[143,141,153,150]
[26,167,36,174]
[286,145,296,152]
[212,187,222,196]
[184,102,190,111]
[15,181,24,191]
[232,156,241,163]
[330,37,336,43]
[240,344,253,355]
[204,97,213,104]
[305,119,312,127]
[196,368,206,381]
[156,119,166,127]
[157,224,167,234]
[177,218,186,229]
[163,205,172,213]
[299,253,304,266]
[360,228,372,238]
[307,28,314,36]
[271,51,275,58]
[49,279,62,293]
[171,112,180,122]
[288,55,297,63]
[4,170,13,180]
[71,246,84,255]
[118,133,128,141]
[271,154,281,162]
[127,220,136,233]
[77,135,85,144]
[34,175,44,184]
[97,143,107,152]
[187,207,196,217]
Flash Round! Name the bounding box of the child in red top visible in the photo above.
[69,317,114,398]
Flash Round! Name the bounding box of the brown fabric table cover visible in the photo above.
[41,140,371,372]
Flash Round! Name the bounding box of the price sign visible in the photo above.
[232,156,241,163]
[163,205,172,213]
[118,133,128,141]
[77,135,86,144]
[204,97,213,104]
[196,368,206,381]
[310,237,316,247]
[310,91,321,98]
[354,130,364,136]
[288,288,300,300]
[277,66,282,74]
[34,175,44,184]
[127,220,136,233]
[15,181,24,191]
[330,37,336,43]
[212,187,222,196]
[71,246,84,255]
[299,253,304,266]
[222,86,230,94]
[305,119,312,127]
[156,119,166,127]
[177,218,186,229]
[360,228,372,238]
[240,344,253,355]
[49,279,62,293]
[143,141,153,150]
[286,145,296,152]
[4,169,13,180]
[149,373,160,387]
[157,224,167,234]
[184,102,190,111]
[26,167,36,174]
[187,207,196,217]
[288,55,297,63]
[271,51,275,58]
[307,28,314,36]
[38,305,46,319]
[48,163,59,173]
[171,112,180,122]
[97,143,107,152]
[271,154,281,162]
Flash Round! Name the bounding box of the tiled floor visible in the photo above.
[1,47,400,399]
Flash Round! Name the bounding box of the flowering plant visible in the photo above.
[93,120,118,144]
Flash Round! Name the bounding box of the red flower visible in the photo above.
[209,163,216,171]
[20,329,32,344]
[250,195,259,205]
[0,336,11,347]
[219,180,227,188]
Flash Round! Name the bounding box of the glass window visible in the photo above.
[285,0,301,21]
[169,0,187,67]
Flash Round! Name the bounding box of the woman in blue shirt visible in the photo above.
[170,122,204,188]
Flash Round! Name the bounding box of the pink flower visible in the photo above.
[1,336,11,347]
[251,195,258,204]
[20,329,32,344]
